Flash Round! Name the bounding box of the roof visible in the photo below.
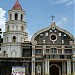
[12,0,23,10]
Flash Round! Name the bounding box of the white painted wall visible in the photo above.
[2,9,28,57]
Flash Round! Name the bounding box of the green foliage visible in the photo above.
[69,73,74,75]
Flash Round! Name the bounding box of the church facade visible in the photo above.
[0,0,75,75]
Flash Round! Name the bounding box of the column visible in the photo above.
[73,62,75,74]
[62,62,66,75]
[72,45,75,74]
[32,46,35,75]
[18,12,21,20]
[32,61,35,75]
[62,45,64,54]
[67,61,71,75]
[43,62,45,75]
[45,60,49,75]
[62,62,64,74]
[12,12,14,20]
[23,13,25,21]
[43,45,46,55]
[43,45,46,75]
[45,60,47,74]
[47,60,49,74]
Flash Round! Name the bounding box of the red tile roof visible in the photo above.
[12,0,22,10]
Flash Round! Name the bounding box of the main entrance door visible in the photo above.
[50,64,61,75]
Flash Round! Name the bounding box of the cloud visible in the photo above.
[57,17,68,25]
[66,1,74,5]
[48,0,74,5]
[63,17,68,22]
[0,8,6,37]
[26,29,32,41]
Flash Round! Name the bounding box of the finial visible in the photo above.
[51,15,55,21]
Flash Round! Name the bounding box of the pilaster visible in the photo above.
[43,45,46,55]
[62,62,66,75]
[62,45,64,54]
[18,12,21,20]
[73,62,75,74]
[45,60,47,74]
[67,60,71,75]
[45,60,49,75]
[47,60,49,74]
[12,12,14,20]
[32,46,35,75]
[43,61,45,75]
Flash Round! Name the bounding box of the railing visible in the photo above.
[44,54,72,59]
[35,53,42,57]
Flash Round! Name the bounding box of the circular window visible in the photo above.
[51,35,56,40]
[50,34,57,41]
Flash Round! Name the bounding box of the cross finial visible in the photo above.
[51,15,55,21]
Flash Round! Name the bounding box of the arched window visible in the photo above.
[10,14,12,20]
[21,14,23,21]
[50,48,57,53]
[7,26,9,31]
[16,26,18,30]
[5,37,8,42]
[13,36,16,42]
[7,37,8,42]
[0,28,2,34]
[15,13,18,20]
[3,50,6,57]
[21,26,24,32]
[12,26,14,30]
[0,28,1,31]
[11,50,16,57]
[21,37,22,42]
[36,65,41,74]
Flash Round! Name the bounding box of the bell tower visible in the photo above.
[2,0,28,57]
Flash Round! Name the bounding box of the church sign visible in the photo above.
[12,66,25,75]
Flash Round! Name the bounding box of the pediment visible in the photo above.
[31,22,74,45]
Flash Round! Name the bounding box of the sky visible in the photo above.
[0,0,75,39]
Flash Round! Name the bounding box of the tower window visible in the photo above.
[7,26,9,31]
[21,14,23,21]
[0,28,1,31]
[16,26,18,30]
[21,37,22,42]
[13,36,16,42]
[10,14,12,20]
[7,37,8,42]
[11,50,16,57]
[12,26,14,30]
[21,26,24,32]
[3,50,6,57]
[15,13,18,20]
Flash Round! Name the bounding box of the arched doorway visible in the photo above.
[50,64,61,75]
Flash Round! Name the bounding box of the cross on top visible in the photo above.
[51,15,55,21]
